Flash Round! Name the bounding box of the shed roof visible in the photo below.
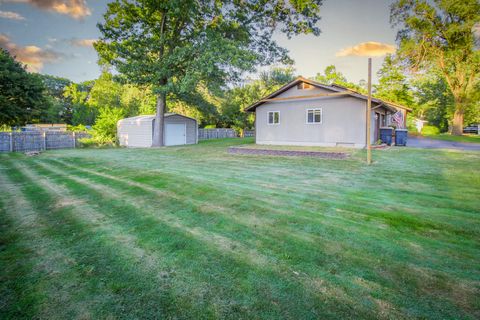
[118,113,197,125]
[244,77,412,113]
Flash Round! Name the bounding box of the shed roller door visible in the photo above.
[165,123,186,146]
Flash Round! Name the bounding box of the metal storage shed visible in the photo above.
[117,113,198,147]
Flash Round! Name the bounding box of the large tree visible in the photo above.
[314,65,365,93]
[412,71,453,132]
[391,0,480,135]
[96,0,323,146]
[374,54,414,107]
[63,81,96,125]
[0,49,50,127]
[219,67,295,130]
[38,74,73,124]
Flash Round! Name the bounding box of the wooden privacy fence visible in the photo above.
[242,129,255,137]
[0,128,249,152]
[198,128,237,140]
[0,131,89,153]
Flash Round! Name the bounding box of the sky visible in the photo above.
[0,0,399,84]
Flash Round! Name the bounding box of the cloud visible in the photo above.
[336,42,396,57]
[3,0,91,19]
[0,10,26,20]
[0,33,62,72]
[70,38,96,47]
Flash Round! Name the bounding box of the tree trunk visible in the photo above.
[152,93,166,147]
[451,103,464,136]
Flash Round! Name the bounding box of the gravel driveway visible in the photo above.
[407,136,480,151]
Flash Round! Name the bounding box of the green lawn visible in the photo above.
[1,138,479,319]
[424,133,480,144]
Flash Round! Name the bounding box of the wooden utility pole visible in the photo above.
[42,131,47,151]
[366,58,372,165]
[9,132,13,152]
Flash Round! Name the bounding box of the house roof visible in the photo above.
[244,77,412,113]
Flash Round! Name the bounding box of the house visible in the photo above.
[117,113,198,147]
[245,77,411,148]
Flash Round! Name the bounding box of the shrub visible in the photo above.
[204,124,216,129]
[0,124,11,132]
[77,137,115,148]
[67,124,89,132]
[231,125,243,137]
[88,107,125,146]
[422,125,440,136]
[406,117,416,132]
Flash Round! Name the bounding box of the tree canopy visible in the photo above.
[391,0,480,134]
[313,65,365,92]
[219,67,296,131]
[96,0,323,146]
[412,71,453,132]
[0,49,50,127]
[374,54,414,107]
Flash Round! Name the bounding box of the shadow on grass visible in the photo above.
[33,155,480,318]
[1,157,379,319]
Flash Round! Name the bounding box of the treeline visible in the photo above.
[1,48,479,142]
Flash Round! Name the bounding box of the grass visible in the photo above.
[423,133,480,144]
[0,137,479,319]
[230,143,354,154]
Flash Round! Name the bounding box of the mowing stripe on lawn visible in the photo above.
[1,159,212,319]
[0,167,115,319]
[45,155,480,284]
[48,157,426,236]
[20,159,375,319]
[31,159,478,318]
[14,163,167,273]
[32,160,273,268]
[52,152,479,262]
[48,158,340,245]
[50,155,478,238]
[1,139,478,318]
[43,158,427,279]
[33,158,394,312]
[50,156,478,260]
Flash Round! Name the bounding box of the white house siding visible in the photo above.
[255,85,370,148]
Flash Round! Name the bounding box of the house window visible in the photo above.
[306,108,322,124]
[268,111,280,125]
[297,82,312,90]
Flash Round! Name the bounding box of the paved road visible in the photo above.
[407,136,480,151]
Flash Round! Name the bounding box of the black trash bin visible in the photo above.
[395,129,408,146]
[379,127,393,145]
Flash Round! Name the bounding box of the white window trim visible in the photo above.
[267,111,281,125]
[306,108,323,124]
